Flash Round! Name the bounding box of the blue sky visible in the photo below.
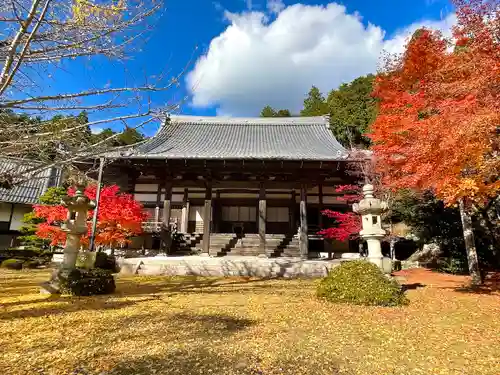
[32,0,456,136]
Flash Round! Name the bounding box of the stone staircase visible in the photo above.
[201,233,241,256]
[182,233,203,249]
[193,233,301,257]
[271,235,301,258]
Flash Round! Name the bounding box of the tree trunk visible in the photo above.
[479,203,500,266]
[459,199,482,285]
[390,238,396,260]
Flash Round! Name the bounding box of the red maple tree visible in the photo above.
[318,185,362,242]
[34,185,149,248]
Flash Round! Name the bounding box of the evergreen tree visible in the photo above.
[276,109,291,117]
[260,106,292,117]
[1,110,93,161]
[91,127,145,146]
[326,75,377,148]
[300,86,328,116]
[17,186,67,248]
[117,128,145,145]
[260,105,278,117]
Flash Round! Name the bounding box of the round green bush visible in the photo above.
[1,259,24,270]
[58,268,116,296]
[317,260,409,306]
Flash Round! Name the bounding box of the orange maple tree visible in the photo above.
[369,0,499,205]
[34,185,149,248]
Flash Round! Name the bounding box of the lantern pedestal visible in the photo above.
[61,232,84,271]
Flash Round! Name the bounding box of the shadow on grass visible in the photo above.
[0,298,151,320]
[452,283,500,295]
[449,272,500,295]
[401,283,426,292]
[105,352,263,375]
[114,276,305,298]
[101,349,342,375]
[0,278,302,320]
[0,274,310,320]
[172,312,255,333]
[108,311,257,343]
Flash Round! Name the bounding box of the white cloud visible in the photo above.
[383,13,457,55]
[267,0,285,14]
[90,127,103,134]
[186,2,455,116]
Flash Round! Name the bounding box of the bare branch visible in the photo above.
[0,0,52,96]
[0,0,197,187]
[0,0,43,90]
[0,83,178,108]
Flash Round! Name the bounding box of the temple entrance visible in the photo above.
[220,206,257,234]
[232,222,245,238]
[293,205,321,233]
[307,206,320,232]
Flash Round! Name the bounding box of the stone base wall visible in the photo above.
[118,256,342,278]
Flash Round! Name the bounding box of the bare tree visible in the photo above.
[0,0,192,186]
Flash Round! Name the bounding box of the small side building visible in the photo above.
[0,158,62,248]
[96,115,359,258]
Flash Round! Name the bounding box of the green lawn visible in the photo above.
[0,269,499,375]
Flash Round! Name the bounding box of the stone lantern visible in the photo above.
[42,185,95,294]
[353,184,391,273]
[60,185,95,270]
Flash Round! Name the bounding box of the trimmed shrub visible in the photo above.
[1,247,52,263]
[58,268,116,296]
[94,252,120,273]
[436,257,469,275]
[22,258,46,269]
[1,259,24,270]
[317,260,409,306]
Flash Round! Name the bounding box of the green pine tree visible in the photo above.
[260,105,278,117]
[300,86,328,116]
[17,186,67,249]
[276,109,291,117]
[260,106,292,117]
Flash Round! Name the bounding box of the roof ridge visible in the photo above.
[167,114,329,126]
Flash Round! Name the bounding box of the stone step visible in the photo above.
[210,241,236,245]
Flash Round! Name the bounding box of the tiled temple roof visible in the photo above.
[0,158,61,204]
[114,115,347,161]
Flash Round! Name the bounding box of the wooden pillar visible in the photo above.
[154,206,160,225]
[299,184,308,259]
[213,190,221,233]
[155,181,162,231]
[318,183,324,229]
[180,188,189,233]
[128,174,136,194]
[202,183,212,254]
[289,190,296,234]
[162,179,173,229]
[258,183,266,254]
[318,183,329,258]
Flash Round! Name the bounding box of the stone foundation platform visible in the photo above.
[118,256,343,278]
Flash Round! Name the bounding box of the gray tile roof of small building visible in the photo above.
[0,158,61,204]
[115,115,348,161]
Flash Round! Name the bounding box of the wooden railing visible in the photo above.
[142,221,162,232]
[141,218,178,233]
